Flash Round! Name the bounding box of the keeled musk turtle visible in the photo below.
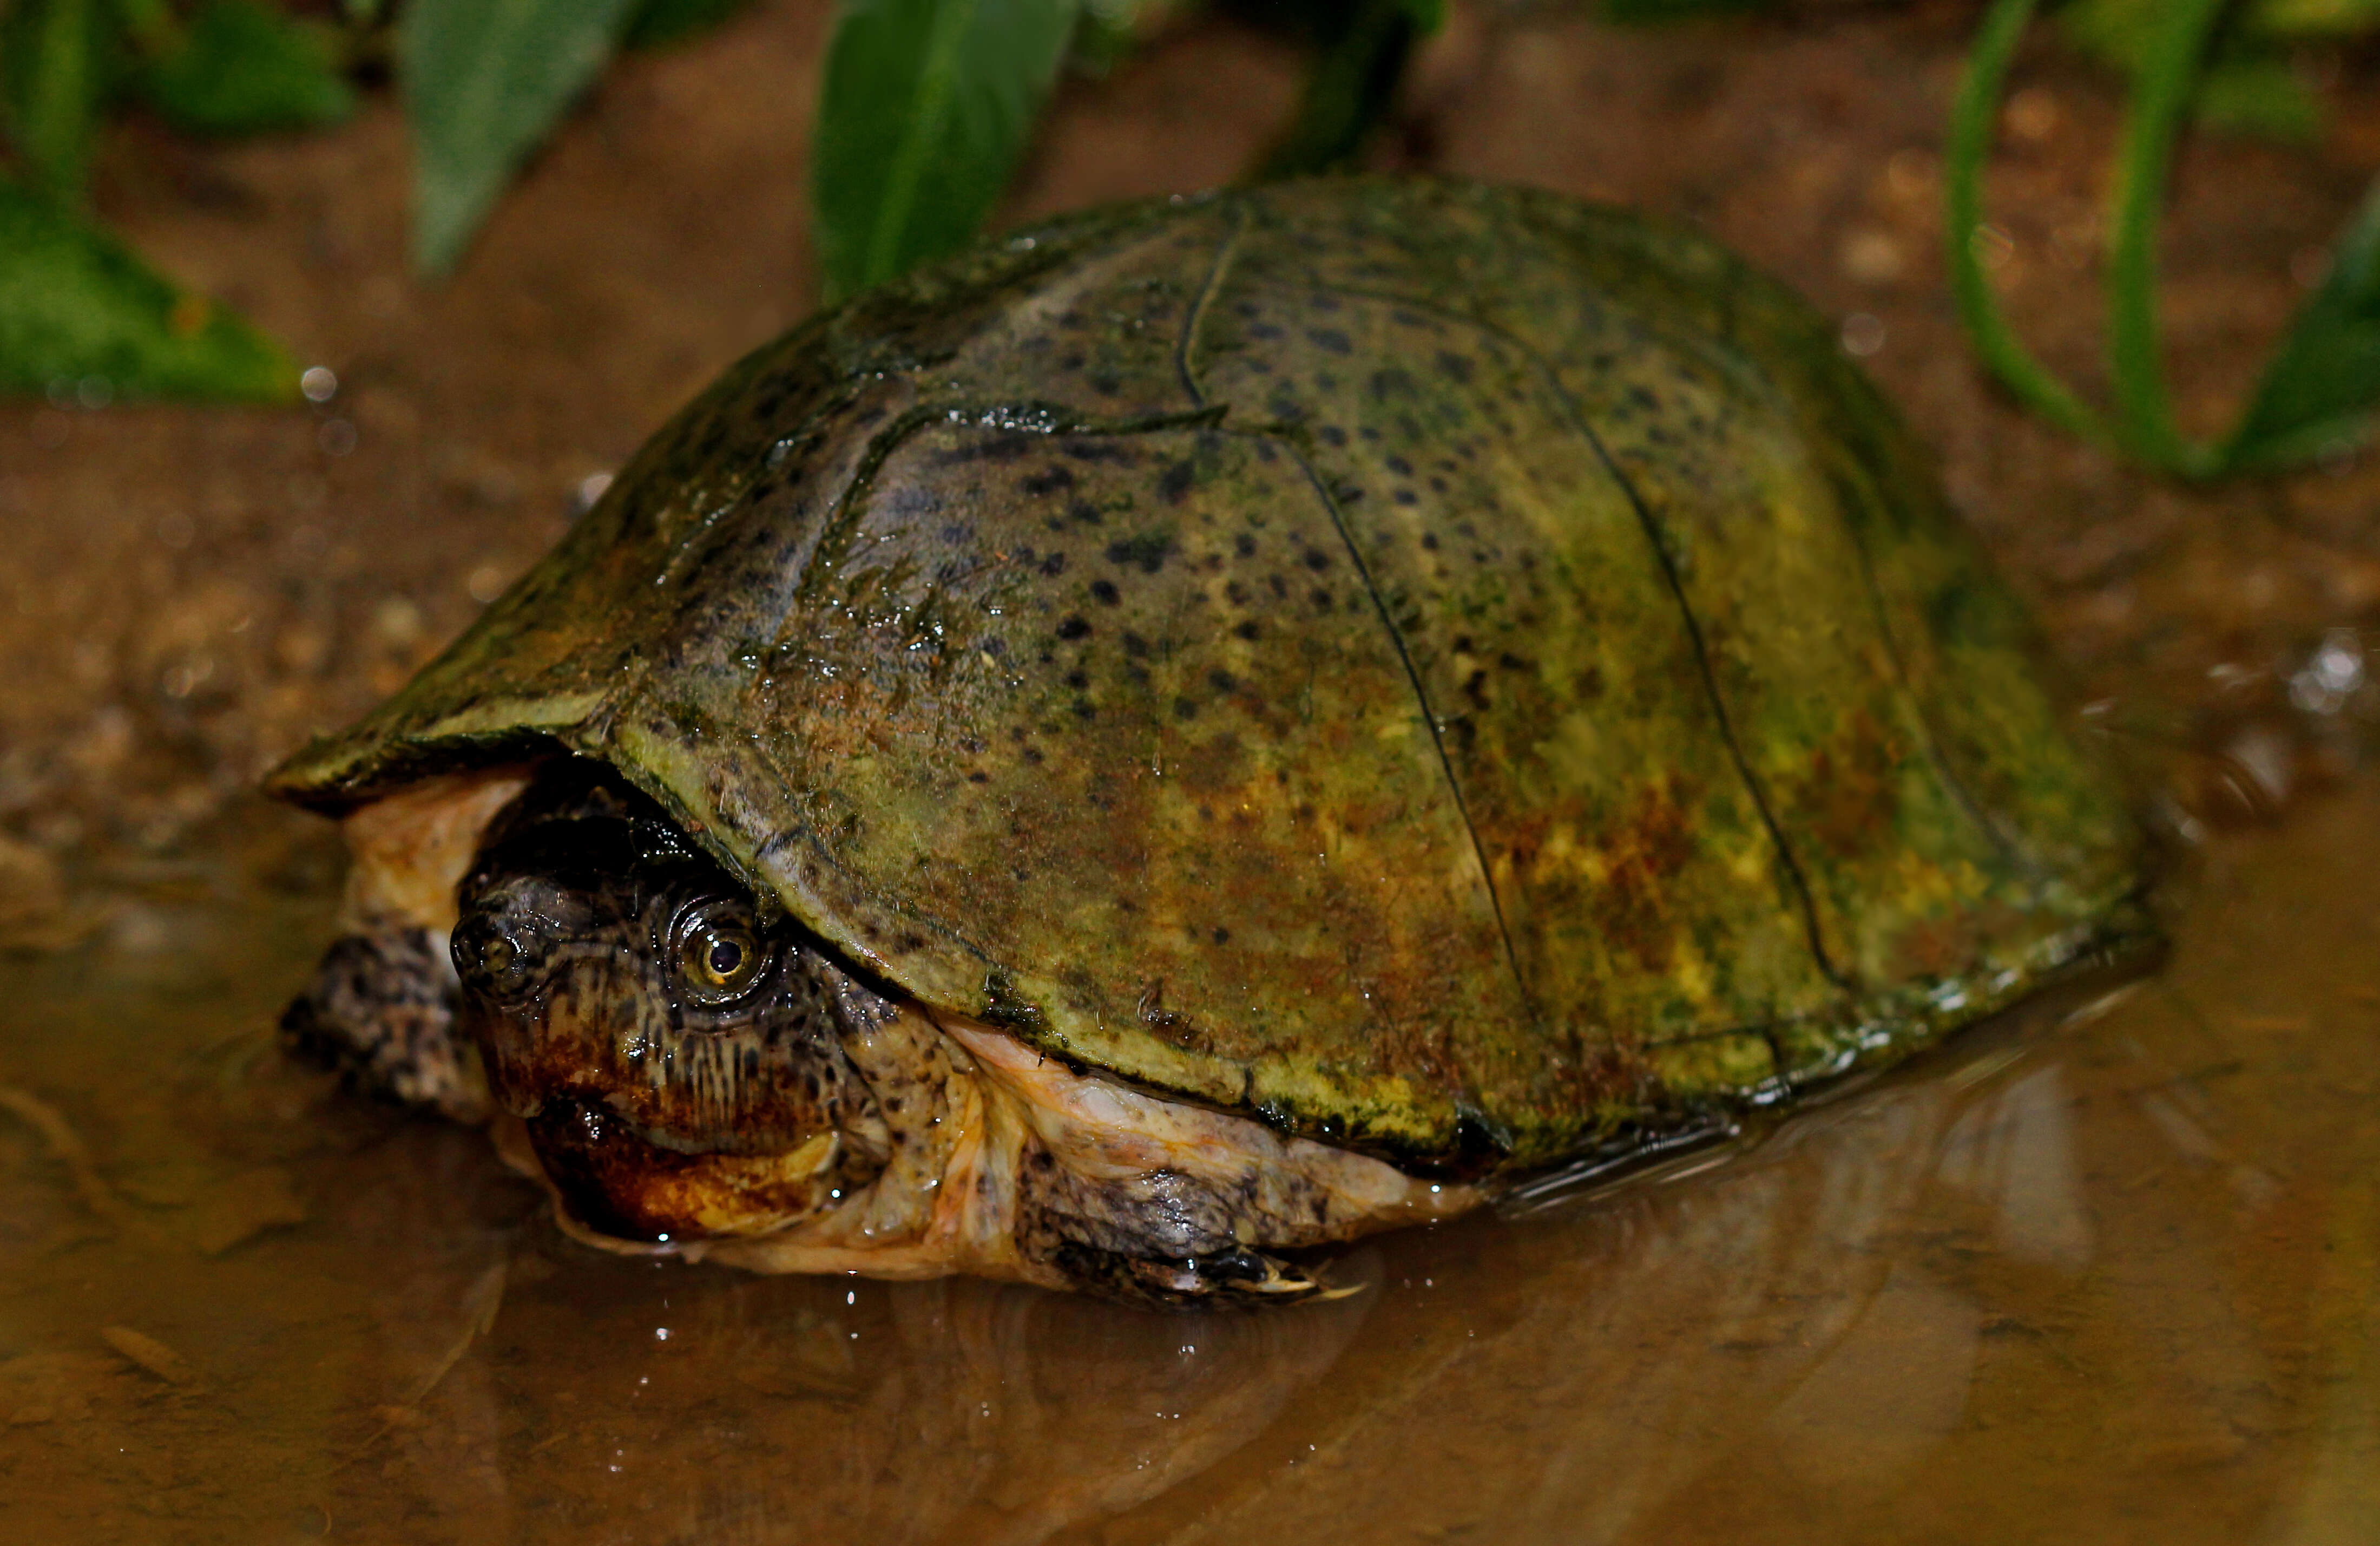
[269,177,2151,1303]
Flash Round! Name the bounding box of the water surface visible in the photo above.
[2,777,2377,1544]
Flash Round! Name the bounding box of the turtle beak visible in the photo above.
[518,1096,843,1242]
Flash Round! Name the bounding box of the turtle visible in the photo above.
[269,176,2152,1303]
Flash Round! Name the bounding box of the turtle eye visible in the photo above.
[452,911,550,1000]
[671,901,772,1005]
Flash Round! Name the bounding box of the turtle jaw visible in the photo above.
[515,1094,847,1243]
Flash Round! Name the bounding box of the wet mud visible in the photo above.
[6,1,2380,1541]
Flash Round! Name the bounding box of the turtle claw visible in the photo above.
[1057,1242,1346,1307]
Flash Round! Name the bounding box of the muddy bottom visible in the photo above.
[0,775,2370,1545]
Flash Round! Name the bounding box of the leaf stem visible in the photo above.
[2105,0,2227,476]
[1945,0,2114,449]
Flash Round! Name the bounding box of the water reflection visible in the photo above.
[3,780,2380,1543]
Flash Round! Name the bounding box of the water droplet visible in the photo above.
[300,366,338,403]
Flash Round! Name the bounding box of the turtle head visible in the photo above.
[450,763,891,1244]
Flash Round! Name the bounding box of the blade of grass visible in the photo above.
[2103,0,2227,475]
[399,0,643,274]
[811,0,1080,303]
[1945,0,2116,448]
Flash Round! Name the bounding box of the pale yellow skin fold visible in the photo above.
[339,775,1478,1293]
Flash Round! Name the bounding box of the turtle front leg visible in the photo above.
[938,1018,1474,1307]
[1014,1157,1334,1306]
[281,927,491,1123]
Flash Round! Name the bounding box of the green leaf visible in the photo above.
[811,0,1081,303]
[621,0,752,49]
[399,0,643,274]
[0,0,112,201]
[2223,177,2380,468]
[1068,0,1145,76]
[137,0,356,136]
[2250,0,2380,37]
[0,178,295,399]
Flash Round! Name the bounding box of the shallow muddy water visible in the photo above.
[10,2,2380,1542]
[2,771,2377,1544]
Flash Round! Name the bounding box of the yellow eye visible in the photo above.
[676,909,766,1000]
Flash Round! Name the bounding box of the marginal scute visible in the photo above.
[268,177,2150,1174]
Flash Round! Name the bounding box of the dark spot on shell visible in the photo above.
[1106,534,1173,573]
[1211,927,1230,945]
[1207,669,1238,693]
[1393,489,1418,506]
[1174,697,1199,720]
[1022,466,1075,496]
[1385,455,1414,476]
[1421,532,1439,550]
[1159,462,1195,503]
[1023,747,1045,764]
[1090,579,1120,605]
[1040,552,1067,576]
[1310,587,1332,610]
[1319,425,1346,448]
[1067,499,1103,526]
[968,771,989,784]
[1056,615,1092,640]
[1122,631,1150,659]
[1435,351,1475,382]
[1064,670,1088,689]
[1308,327,1352,355]
[1233,533,1257,557]
[1301,549,1331,572]
[1247,321,1284,341]
[1073,702,1096,720]
[1233,619,1260,641]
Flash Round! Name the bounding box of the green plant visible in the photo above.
[1949,0,2380,476]
[0,0,1452,397]
[808,0,1444,303]
[0,0,361,401]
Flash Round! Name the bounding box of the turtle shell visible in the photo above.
[268,177,2147,1174]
